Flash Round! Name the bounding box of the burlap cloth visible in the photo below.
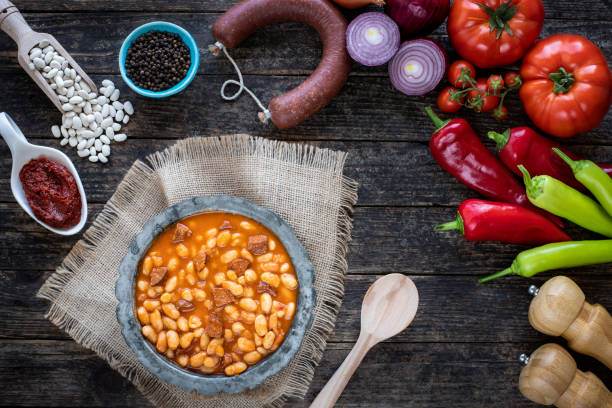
[37,134,358,407]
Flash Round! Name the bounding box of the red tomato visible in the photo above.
[520,34,612,138]
[447,0,545,68]
[504,72,521,88]
[437,87,464,113]
[492,105,508,120]
[468,78,500,112]
[448,60,476,89]
[487,75,504,95]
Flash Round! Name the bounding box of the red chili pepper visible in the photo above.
[425,107,563,228]
[488,127,612,191]
[435,199,571,244]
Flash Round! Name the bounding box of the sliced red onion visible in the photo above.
[388,38,447,96]
[346,12,400,67]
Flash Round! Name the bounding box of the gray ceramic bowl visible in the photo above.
[115,195,315,395]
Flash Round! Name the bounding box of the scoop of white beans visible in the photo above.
[29,41,135,164]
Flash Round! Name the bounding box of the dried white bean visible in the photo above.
[98,153,108,163]
[60,138,69,146]
[33,58,45,69]
[105,127,114,138]
[68,128,76,137]
[58,95,69,103]
[110,88,120,101]
[77,140,87,150]
[100,135,111,144]
[81,130,95,139]
[123,101,134,115]
[68,136,77,147]
[49,60,61,70]
[94,112,103,123]
[30,48,42,59]
[77,149,89,157]
[88,154,99,163]
[94,127,103,137]
[68,96,83,104]
[61,103,73,111]
[60,127,69,138]
[44,52,53,64]
[102,79,114,87]
[112,122,121,131]
[101,104,110,117]
[115,110,124,122]
[112,101,123,110]
[109,106,116,117]
[122,114,130,124]
[101,144,110,156]
[51,125,60,138]
[100,117,113,128]
[94,139,102,151]
[114,133,127,142]
[89,146,96,156]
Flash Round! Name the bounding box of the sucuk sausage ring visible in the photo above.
[211,0,351,130]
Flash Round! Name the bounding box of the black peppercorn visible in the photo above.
[125,30,191,92]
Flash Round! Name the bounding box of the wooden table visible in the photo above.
[0,1,610,406]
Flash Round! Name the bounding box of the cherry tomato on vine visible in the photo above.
[468,78,500,112]
[492,105,508,120]
[437,87,464,113]
[448,60,476,89]
[504,72,521,88]
[487,74,504,95]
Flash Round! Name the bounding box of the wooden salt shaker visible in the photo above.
[528,276,612,370]
[519,343,611,407]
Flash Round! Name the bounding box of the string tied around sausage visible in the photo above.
[208,41,271,124]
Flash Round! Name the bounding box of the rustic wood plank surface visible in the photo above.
[0,0,610,407]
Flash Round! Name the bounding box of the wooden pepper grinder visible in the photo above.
[528,275,612,370]
[519,343,612,407]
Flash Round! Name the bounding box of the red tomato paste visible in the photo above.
[19,158,82,229]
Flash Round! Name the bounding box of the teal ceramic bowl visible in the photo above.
[119,21,199,98]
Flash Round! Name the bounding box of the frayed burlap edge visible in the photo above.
[38,134,358,408]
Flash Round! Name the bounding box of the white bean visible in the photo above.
[112,101,123,111]
[101,117,113,128]
[60,138,69,146]
[33,57,45,69]
[30,48,42,59]
[61,103,73,111]
[115,110,124,122]
[112,122,121,131]
[101,104,110,117]
[101,144,110,156]
[69,136,77,147]
[100,135,111,144]
[94,139,102,151]
[77,140,87,150]
[105,127,114,138]
[98,153,108,163]
[122,114,130,124]
[114,133,127,142]
[123,101,134,115]
[69,96,83,104]
[89,154,99,163]
[77,149,89,157]
[110,88,120,101]
[102,79,114,87]
[51,125,60,138]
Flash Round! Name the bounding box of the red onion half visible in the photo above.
[388,38,447,96]
[385,0,450,38]
[346,12,400,67]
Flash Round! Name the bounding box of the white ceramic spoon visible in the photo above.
[0,112,87,235]
[310,273,420,408]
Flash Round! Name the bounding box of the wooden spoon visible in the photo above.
[310,273,419,408]
[0,0,96,112]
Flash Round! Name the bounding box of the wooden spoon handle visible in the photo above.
[0,0,33,45]
[310,336,372,408]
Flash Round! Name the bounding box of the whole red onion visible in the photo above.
[385,0,450,38]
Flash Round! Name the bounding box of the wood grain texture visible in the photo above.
[0,0,611,407]
[4,0,612,19]
[0,340,610,407]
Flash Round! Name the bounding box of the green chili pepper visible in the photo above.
[518,165,612,237]
[553,148,612,217]
[478,240,612,283]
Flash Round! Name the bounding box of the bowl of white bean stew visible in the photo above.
[116,195,315,395]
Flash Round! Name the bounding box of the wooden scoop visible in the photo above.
[310,274,419,408]
[0,0,96,112]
